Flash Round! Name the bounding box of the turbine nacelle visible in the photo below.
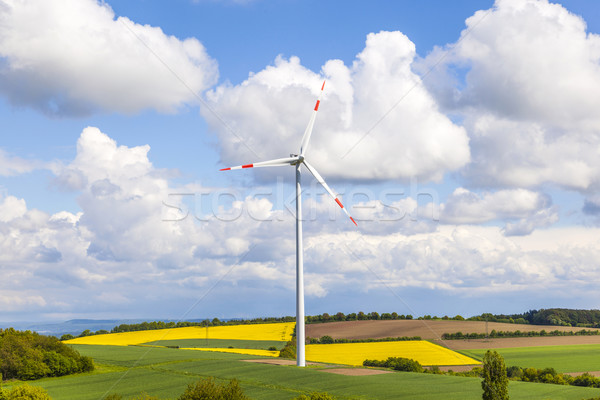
[290,154,304,164]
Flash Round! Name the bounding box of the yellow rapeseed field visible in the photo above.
[65,322,294,346]
[183,348,279,357]
[306,341,479,366]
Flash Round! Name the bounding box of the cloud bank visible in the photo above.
[0,128,598,320]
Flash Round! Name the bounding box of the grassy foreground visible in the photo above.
[5,344,599,400]
[462,344,600,374]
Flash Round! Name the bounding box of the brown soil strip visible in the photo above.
[321,368,393,376]
[563,371,600,377]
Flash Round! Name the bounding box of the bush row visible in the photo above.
[507,366,600,387]
[308,335,421,344]
[363,357,423,372]
[442,328,600,340]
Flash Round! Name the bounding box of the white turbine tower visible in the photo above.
[220,81,356,367]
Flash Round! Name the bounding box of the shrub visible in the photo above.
[4,384,51,400]
[293,393,337,400]
[178,378,249,400]
[506,365,523,380]
[363,357,422,373]
[522,367,539,382]
[131,393,159,400]
[427,365,443,375]
[573,373,600,388]
[319,336,334,344]
[279,340,296,359]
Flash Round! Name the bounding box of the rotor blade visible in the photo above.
[299,80,325,157]
[303,160,357,226]
[220,156,298,171]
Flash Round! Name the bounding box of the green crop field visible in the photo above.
[462,344,600,373]
[143,338,287,350]
[4,344,600,399]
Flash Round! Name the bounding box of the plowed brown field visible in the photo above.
[305,320,600,349]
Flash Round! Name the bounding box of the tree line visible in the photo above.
[442,328,600,340]
[306,311,416,323]
[0,328,93,381]
[308,335,421,344]
[468,308,600,327]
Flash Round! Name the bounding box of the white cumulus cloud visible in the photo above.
[0,0,218,115]
[203,31,470,182]
[423,0,600,191]
[439,187,558,235]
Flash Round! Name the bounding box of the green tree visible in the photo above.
[0,329,94,381]
[4,384,51,400]
[481,350,509,400]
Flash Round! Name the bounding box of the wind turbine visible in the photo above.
[220,81,356,367]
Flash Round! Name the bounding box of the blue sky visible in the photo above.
[2,0,600,324]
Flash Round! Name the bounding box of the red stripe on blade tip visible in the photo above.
[321,81,326,91]
[242,164,254,168]
[220,168,231,171]
[350,217,357,226]
[314,100,320,111]
[335,198,344,208]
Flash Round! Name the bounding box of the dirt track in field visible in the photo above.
[305,320,600,349]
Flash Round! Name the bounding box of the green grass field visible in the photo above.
[4,344,600,399]
[143,338,287,350]
[462,344,600,373]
